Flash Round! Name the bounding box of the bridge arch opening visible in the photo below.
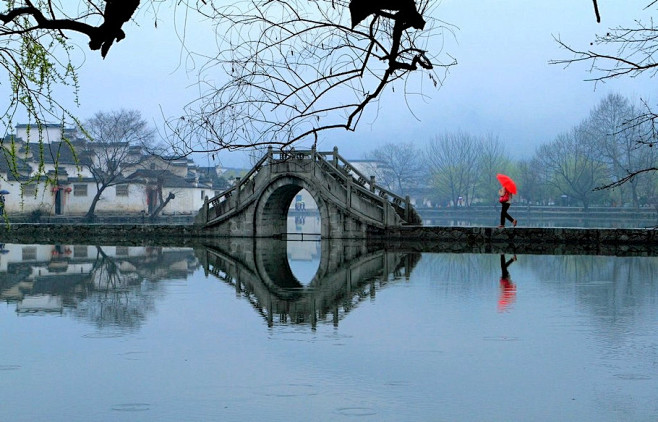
[255,176,329,238]
[288,189,320,236]
[254,238,321,289]
[287,240,321,286]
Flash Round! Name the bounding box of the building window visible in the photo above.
[22,184,36,196]
[116,246,129,256]
[116,185,129,197]
[74,246,88,258]
[74,184,87,197]
[200,190,205,201]
[22,247,37,261]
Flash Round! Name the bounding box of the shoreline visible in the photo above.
[0,223,655,256]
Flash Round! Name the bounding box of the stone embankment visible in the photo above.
[370,226,657,256]
[0,224,205,246]
[0,223,655,255]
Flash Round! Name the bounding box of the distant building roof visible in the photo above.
[22,142,83,166]
[196,166,230,190]
[15,123,64,128]
[126,169,211,189]
[0,153,32,181]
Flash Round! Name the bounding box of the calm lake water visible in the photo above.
[1,238,657,422]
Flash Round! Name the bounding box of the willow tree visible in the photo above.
[535,127,610,210]
[0,0,142,183]
[426,132,482,207]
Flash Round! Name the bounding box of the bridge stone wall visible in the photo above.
[196,148,418,239]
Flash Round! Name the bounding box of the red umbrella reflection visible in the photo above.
[498,254,517,312]
[496,174,517,195]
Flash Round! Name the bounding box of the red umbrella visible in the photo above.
[496,174,517,194]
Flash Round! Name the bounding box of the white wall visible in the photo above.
[16,125,63,144]
[0,175,209,216]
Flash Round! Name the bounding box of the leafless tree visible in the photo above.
[595,96,658,190]
[365,141,425,195]
[146,180,176,220]
[426,133,515,207]
[166,0,455,156]
[75,245,155,330]
[81,109,154,220]
[515,158,552,206]
[584,93,657,207]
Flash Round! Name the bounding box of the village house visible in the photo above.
[0,124,225,219]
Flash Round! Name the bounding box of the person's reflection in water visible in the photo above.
[498,254,517,312]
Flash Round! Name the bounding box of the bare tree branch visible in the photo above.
[0,1,141,58]
[551,2,658,190]
[166,0,455,157]
[594,167,658,190]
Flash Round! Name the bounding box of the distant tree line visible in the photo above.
[366,93,658,209]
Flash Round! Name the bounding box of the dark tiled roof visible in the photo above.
[196,166,230,190]
[22,142,84,165]
[15,123,64,129]
[0,150,33,181]
[126,169,210,189]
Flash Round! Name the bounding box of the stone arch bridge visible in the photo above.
[195,147,421,238]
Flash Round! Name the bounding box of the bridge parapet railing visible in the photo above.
[204,150,272,222]
[313,147,414,222]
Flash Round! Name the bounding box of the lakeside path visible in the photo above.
[0,223,655,256]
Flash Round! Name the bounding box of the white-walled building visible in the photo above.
[14,123,66,144]
[0,124,222,218]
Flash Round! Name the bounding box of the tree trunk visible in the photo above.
[149,192,175,220]
[85,187,106,221]
[630,179,640,210]
[582,198,589,211]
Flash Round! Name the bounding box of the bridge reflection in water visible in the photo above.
[197,238,420,328]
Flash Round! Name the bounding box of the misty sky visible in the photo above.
[64,0,657,168]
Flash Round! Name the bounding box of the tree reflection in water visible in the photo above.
[0,244,200,331]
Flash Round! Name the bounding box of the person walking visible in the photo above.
[498,186,517,228]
